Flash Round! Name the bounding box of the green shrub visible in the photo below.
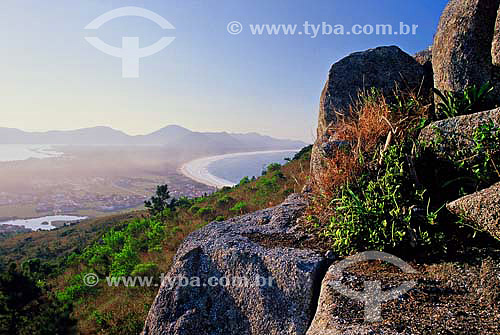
[266,163,281,174]
[57,272,98,303]
[293,145,313,161]
[469,121,500,184]
[230,202,247,214]
[145,220,166,252]
[433,82,494,119]
[433,119,500,193]
[189,205,200,214]
[131,263,159,278]
[0,264,75,334]
[110,241,140,277]
[216,195,233,207]
[174,196,193,209]
[170,226,181,235]
[194,197,207,204]
[92,310,113,330]
[196,207,214,217]
[79,218,166,278]
[238,176,250,186]
[323,141,443,255]
[255,175,280,200]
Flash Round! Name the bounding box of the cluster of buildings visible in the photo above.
[34,192,147,214]
[0,177,215,218]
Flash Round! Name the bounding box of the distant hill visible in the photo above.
[0,125,307,154]
[0,126,132,145]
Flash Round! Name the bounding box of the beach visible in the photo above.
[179,150,300,188]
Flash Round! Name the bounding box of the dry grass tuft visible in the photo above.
[309,88,430,222]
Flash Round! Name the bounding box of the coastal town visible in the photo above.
[0,174,214,222]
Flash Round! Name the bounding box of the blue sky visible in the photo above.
[0,0,448,142]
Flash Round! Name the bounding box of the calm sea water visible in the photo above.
[206,151,298,184]
[0,144,62,162]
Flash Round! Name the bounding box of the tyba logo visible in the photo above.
[84,7,175,78]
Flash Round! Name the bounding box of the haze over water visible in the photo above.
[0,144,62,162]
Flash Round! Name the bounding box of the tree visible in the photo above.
[0,263,75,334]
[144,184,175,216]
[238,177,250,186]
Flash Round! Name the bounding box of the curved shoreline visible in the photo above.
[179,150,300,188]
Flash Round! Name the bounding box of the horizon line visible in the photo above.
[0,125,310,143]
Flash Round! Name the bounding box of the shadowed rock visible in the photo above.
[142,194,327,335]
[311,46,427,182]
[306,258,500,334]
[419,107,500,164]
[414,48,432,67]
[306,263,402,335]
[433,0,500,100]
[494,6,500,66]
[414,47,434,89]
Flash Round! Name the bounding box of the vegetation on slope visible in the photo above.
[2,83,497,335]
[0,150,310,335]
[0,262,75,335]
[307,84,500,257]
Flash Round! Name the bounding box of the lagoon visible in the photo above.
[0,215,87,231]
[0,144,62,162]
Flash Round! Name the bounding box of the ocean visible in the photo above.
[206,151,298,184]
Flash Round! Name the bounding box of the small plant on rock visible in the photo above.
[433,82,494,119]
[309,89,446,255]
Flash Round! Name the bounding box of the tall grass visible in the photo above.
[308,88,437,255]
[312,89,429,211]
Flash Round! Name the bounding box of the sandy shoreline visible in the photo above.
[179,150,300,188]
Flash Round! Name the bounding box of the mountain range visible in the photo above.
[0,125,307,154]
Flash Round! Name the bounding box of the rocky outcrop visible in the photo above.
[433,0,500,99]
[311,46,427,180]
[142,3,500,333]
[306,253,416,335]
[414,48,433,84]
[447,182,500,240]
[494,6,500,66]
[478,258,500,306]
[142,194,328,335]
[419,107,500,162]
[414,48,432,67]
[306,258,500,334]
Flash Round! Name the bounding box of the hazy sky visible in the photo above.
[0,0,448,142]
